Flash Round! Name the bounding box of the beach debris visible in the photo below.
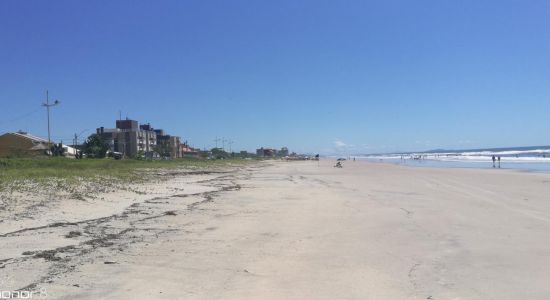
[34,250,62,261]
[400,207,413,216]
[65,231,82,238]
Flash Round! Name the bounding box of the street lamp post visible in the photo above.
[42,90,60,146]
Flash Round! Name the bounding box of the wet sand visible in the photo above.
[2,160,550,299]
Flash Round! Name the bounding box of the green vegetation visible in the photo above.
[83,134,109,158]
[0,157,252,187]
[210,147,230,159]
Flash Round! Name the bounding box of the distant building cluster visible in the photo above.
[255,146,317,161]
[0,117,201,159]
[256,147,290,158]
[0,118,297,160]
[96,119,186,159]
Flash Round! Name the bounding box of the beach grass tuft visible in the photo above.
[0,157,252,190]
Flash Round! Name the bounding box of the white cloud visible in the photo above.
[334,139,347,148]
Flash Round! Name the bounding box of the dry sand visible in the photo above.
[2,160,550,299]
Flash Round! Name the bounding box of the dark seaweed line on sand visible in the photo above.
[7,179,243,292]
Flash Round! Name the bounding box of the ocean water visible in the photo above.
[355,146,550,173]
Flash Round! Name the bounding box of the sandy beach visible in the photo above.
[2,160,550,299]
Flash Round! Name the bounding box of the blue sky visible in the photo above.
[1,0,549,154]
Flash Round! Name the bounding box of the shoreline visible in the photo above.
[352,157,550,174]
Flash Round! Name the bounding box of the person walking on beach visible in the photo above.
[498,156,501,168]
[492,155,496,168]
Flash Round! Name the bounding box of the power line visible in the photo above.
[0,107,42,125]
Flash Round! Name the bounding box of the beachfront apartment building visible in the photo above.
[97,119,157,158]
[96,119,183,159]
[155,129,182,159]
[170,136,181,158]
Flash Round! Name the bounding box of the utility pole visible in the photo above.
[228,140,234,153]
[214,137,221,149]
[42,90,60,146]
[222,137,226,152]
[73,129,88,148]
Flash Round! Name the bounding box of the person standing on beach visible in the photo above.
[492,155,496,168]
[498,156,501,168]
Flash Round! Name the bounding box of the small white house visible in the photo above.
[62,144,78,157]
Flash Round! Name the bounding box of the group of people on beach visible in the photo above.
[492,155,501,168]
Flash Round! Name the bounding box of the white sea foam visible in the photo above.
[435,155,550,162]
[361,148,550,163]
